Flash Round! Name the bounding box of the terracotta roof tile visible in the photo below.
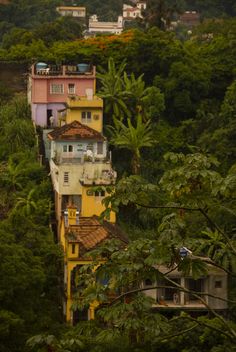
[66,216,128,252]
[48,120,105,141]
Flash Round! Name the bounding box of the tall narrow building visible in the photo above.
[28,61,125,323]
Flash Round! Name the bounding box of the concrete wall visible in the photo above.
[52,140,107,160]
[143,265,228,311]
[32,103,65,126]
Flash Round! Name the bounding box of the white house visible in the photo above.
[87,15,123,35]
[123,1,146,20]
[56,6,86,20]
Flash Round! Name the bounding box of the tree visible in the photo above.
[66,151,236,351]
[143,0,184,30]
[109,115,155,174]
[0,97,62,352]
[97,58,130,120]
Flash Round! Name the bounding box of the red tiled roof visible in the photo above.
[66,216,128,253]
[48,120,105,141]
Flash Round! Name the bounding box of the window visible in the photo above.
[95,190,105,197]
[50,83,64,94]
[64,172,69,184]
[63,145,73,152]
[68,83,75,94]
[72,244,75,254]
[86,143,93,152]
[187,278,204,300]
[82,111,92,123]
[215,280,222,288]
[77,143,84,152]
[164,278,180,301]
[97,142,103,155]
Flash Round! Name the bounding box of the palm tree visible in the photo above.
[14,188,37,216]
[97,58,131,120]
[109,115,155,174]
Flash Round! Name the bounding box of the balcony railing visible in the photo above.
[52,151,111,165]
[32,64,94,77]
[80,169,117,185]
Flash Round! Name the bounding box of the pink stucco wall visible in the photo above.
[31,77,95,103]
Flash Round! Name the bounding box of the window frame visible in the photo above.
[68,83,75,94]
[64,171,69,185]
[81,111,92,123]
[50,83,64,94]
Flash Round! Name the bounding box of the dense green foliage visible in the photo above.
[1,1,236,351]
[0,96,63,352]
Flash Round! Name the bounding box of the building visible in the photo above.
[87,15,123,36]
[56,6,86,21]
[60,94,104,133]
[143,264,227,313]
[28,62,96,127]
[179,11,200,28]
[123,1,146,20]
[61,206,128,323]
[48,120,117,226]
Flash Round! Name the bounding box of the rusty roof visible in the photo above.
[66,216,128,254]
[48,120,105,141]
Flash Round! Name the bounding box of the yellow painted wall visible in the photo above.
[68,243,79,259]
[66,260,96,322]
[81,186,116,222]
[66,106,103,133]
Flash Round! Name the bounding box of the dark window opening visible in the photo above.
[95,190,105,197]
[47,109,52,126]
[145,279,153,286]
[215,280,222,288]
[187,278,204,301]
[164,278,180,301]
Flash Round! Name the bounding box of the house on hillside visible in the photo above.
[61,205,128,323]
[60,94,104,133]
[123,1,146,20]
[86,15,123,36]
[179,11,200,28]
[143,264,227,313]
[47,120,117,226]
[56,6,86,23]
[28,62,96,127]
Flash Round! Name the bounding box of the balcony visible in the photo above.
[80,169,117,185]
[31,63,95,78]
[52,151,111,165]
[67,95,103,108]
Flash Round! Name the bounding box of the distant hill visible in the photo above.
[66,0,236,20]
